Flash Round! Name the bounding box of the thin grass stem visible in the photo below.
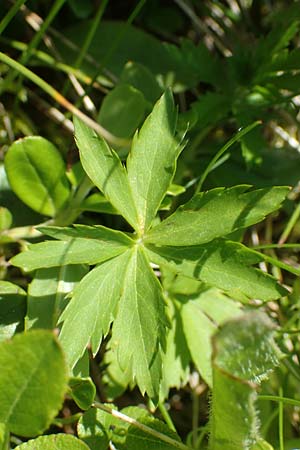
[0,51,131,148]
[93,402,192,450]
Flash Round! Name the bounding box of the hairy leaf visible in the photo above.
[127,90,182,233]
[145,186,289,246]
[213,313,281,382]
[0,330,68,437]
[209,313,281,450]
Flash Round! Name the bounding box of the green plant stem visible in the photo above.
[253,243,300,250]
[0,0,27,35]
[258,395,300,408]
[61,0,109,97]
[253,244,300,274]
[260,252,300,276]
[3,224,46,241]
[158,402,177,432]
[53,413,82,426]
[279,201,300,244]
[195,121,261,193]
[54,176,93,226]
[4,0,66,115]
[5,0,66,86]
[93,402,192,450]
[0,51,130,148]
[0,37,107,91]
[279,388,285,450]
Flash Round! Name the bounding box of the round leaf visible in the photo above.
[15,434,90,450]
[0,207,12,230]
[69,377,96,410]
[98,84,146,138]
[5,137,70,217]
[0,330,69,436]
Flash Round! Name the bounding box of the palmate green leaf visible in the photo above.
[210,369,258,450]
[11,225,132,271]
[145,240,287,301]
[111,246,168,398]
[15,434,90,450]
[4,137,70,217]
[26,264,88,330]
[0,330,68,437]
[0,281,26,341]
[126,89,182,233]
[145,186,289,246]
[74,117,139,230]
[59,251,132,369]
[209,313,281,450]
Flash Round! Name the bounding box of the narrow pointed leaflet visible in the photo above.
[74,116,139,231]
[145,185,289,246]
[111,246,168,398]
[11,225,132,271]
[127,89,183,234]
[59,250,132,368]
[145,240,287,301]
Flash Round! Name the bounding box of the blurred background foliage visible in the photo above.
[2,0,300,447]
